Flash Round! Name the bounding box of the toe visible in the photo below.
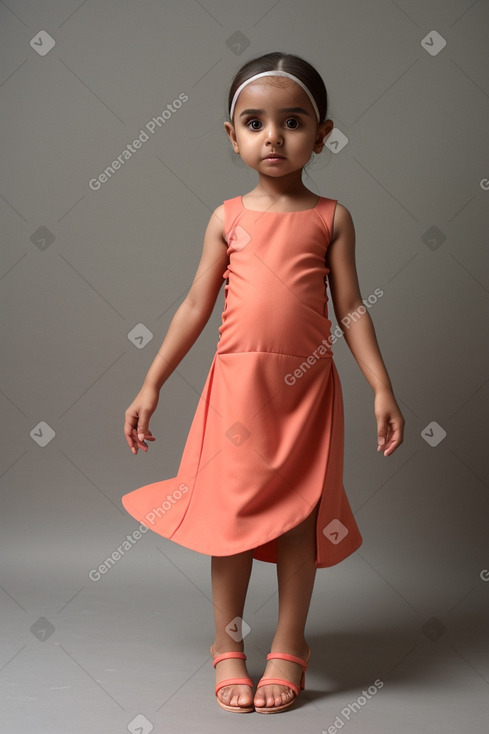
[254,689,266,707]
[255,684,294,709]
[273,686,292,707]
[219,684,252,709]
[238,689,253,707]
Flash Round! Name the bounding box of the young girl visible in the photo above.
[122,51,404,715]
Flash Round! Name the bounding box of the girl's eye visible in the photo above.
[247,119,262,131]
[245,118,301,131]
[285,118,300,129]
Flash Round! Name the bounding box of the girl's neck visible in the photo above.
[246,173,317,211]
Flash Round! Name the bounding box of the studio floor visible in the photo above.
[2,537,488,734]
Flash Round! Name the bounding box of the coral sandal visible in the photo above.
[210,646,254,713]
[254,649,311,714]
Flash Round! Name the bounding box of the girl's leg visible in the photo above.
[254,502,319,709]
[211,550,254,708]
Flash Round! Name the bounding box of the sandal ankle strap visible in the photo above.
[266,651,309,669]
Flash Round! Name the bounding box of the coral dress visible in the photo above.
[121,195,362,568]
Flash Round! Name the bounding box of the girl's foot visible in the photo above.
[254,640,310,711]
[211,643,254,711]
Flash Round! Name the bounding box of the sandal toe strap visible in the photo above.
[215,677,253,695]
[256,676,300,697]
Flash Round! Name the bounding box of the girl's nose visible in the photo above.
[266,125,283,145]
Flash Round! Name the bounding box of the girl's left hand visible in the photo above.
[374,390,405,456]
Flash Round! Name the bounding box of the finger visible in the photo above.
[132,428,147,451]
[137,427,155,444]
[124,420,138,454]
[132,428,155,452]
[377,420,391,452]
[137,431,155,442]
[381,426,403,456]
[136,432,155,445]
[136,414,153,443]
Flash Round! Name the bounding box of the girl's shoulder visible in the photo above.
[220,197,244,236]
[205,198,242,241]
[207,203,226,230]
[330,202,354,244]
[213,203,225,221]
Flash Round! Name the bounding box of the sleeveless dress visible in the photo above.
[121,195,362,568]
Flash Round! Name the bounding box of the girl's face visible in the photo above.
[224,78,333,178]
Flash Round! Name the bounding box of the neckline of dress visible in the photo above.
[240,195,321,213]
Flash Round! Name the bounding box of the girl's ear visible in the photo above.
[224,121,240,154]
[314,119,334,153]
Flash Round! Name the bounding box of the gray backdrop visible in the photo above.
[1,1,488,732]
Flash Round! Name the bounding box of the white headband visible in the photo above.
[229,70,320,122]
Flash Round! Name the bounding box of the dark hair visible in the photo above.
[227,51,328,123]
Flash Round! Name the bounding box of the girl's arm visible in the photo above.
[124,206,229,454]
[326,205,405,456]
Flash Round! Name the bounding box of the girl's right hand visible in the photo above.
[124,383,159,455]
